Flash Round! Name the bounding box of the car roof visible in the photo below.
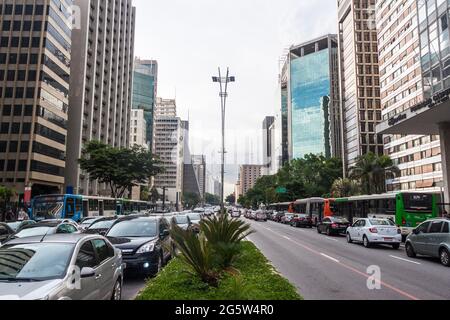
[3,233,100,246]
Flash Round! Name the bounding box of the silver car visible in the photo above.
[405,218,450,267]
[0,234,124,300]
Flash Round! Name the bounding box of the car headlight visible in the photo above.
[136,242,155,254]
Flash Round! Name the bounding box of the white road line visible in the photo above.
[283,236,291,241]
[325,237,339,242]
[389,255,421,265]
[320,253,340,263]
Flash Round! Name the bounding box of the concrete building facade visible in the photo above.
[239,165,263,195]
[66,0,136,196]
[0,0,72,201]
[262,116,275,175]
[130,109,148,150]
[338,0,384,175]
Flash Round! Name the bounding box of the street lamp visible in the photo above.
[212,67,235,213]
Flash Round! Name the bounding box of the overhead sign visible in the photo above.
[276,187,287,194]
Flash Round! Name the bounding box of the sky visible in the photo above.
[133,0,338,194]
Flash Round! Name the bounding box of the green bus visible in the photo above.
[332,192,440,239]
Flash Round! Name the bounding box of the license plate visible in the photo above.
[384,238,393,241]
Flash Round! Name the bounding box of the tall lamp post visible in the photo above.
[212,68,235,213]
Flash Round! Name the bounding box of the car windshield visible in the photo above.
[369,219,395,226]
[88,220,115,230]
[331,217,349,223]
[107,220,157,238]
[80,221,94,228]
[187,213,201,221]
[0,243,74,281]
[14,227,53,238]
[6,222,22,231]
[175,216,189,224]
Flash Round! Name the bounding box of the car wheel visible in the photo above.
[363,236,371,248]
[392,244,400,250]
[326,228,331,236]
[440,248,450,267]
[111,279,122,300]
[346,233,353,244]
[317,226,322,234]
[405,243,416,258]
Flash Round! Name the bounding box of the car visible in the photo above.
[0,234,124,300]
[106,216,172,277]
[79,217,105,231]
[5,220,36,232]
[255,211,268,222]
[186,212,202,232]
[231,211,241,218]
[273,212,286,223]
[170,214,192,230]
[317,216,351,236]
[291,214,313,228]
[204,209,214,217]
[4,220,81,244]
[84,217,119,236]
[281,213,294,224]
[346,218,402,249]
[0,223,15,244]
[405,219,450,267]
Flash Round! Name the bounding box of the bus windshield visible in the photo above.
[32,196,64,220]
[403,194,433,212]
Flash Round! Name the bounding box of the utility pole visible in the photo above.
[212,68,235,213]
[162,187,167,212]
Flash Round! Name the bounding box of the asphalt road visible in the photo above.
[122,276,147,300]
[246,219,450,300]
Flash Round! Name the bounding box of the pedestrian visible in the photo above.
[18,207,29,221]
[5,208,15,222]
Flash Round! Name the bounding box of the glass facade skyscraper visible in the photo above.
[133,59,158,149]
[286,35,341,160]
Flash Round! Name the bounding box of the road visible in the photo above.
[122,276,147,300]
[246,219,450,300]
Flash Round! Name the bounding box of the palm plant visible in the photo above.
[200,215,254,269]
[170,222,219,286]
[331,178,361,198]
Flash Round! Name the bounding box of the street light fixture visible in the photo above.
[212,67,235,213]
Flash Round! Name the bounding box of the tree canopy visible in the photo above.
[205,193,221,206]
[183,192,201,209]
[225,194,236,204]
[79,140,163,199]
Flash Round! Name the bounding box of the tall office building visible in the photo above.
[133,58,157,149]
[0,1,71,201]
[239,165,263,195]
[280,63,290,165]
[66,0,136,196]
[376,0,443,193]
[130,109,148,150]
[154,97,176,118]
[192,155,206,199]
[262,116,275,175]
[284,35,341,160]
[338,0,384,175]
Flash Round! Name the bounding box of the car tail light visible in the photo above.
[402,218,406,226]
[369,227,378,233]
[331,223,338,228]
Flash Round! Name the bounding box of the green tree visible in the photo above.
[140,186,150,201]
[150,187,160,204]
[205,193,220,205]
[350,152,400,195]
[183,192,201,209]
[225,194,236,204]
[0,186,15,210]
[79,140,163,198]
[330,178,361,198]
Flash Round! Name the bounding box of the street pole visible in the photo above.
[162,187,166,212]
[212,68,235,213]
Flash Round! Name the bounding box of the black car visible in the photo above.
[274,212,286,223]
[0,223,15,244]
[317,216,351,236]
[170,215,192,231]
[291,214,313,228]
[84,217,118,236]
[106,216,172,277]
[4,220,81,244]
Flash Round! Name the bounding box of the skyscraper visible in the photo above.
[338,0,384,175]
[285,35,341,160]
[0,1,71,201]
[133,58,157,149]
[66,0,136,196]
[262,116,275,175]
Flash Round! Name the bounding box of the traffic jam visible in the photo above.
[242,192,450,267]
[0,194,213,300]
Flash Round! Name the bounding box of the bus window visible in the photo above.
[82,200,89,218]
[66,198,75,219]
[403,194,433,212]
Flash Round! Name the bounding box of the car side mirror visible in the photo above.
[161,229,170,237]
[80,267,96,278]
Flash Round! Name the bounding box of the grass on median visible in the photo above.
[136,241,302,300]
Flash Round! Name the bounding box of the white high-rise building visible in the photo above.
[130,109,148,150]
[66,0,136,196]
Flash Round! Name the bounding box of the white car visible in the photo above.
[346,218,402,249]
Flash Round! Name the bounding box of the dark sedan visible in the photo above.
[291,214,313,228]
[317,216,351,236]
[84,217,118,236]
[106,216,172,277]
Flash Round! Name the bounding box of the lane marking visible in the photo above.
[320,253,340,263]
[254,225,420,300]
[325,237,339,242]
[389,255,421,265]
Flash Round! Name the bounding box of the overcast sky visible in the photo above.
[133,0,338,194]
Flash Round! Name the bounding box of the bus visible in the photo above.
[291,198,337,225]
[31,194,152,222]
[267,202,293,213]
[332,192,440,238]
